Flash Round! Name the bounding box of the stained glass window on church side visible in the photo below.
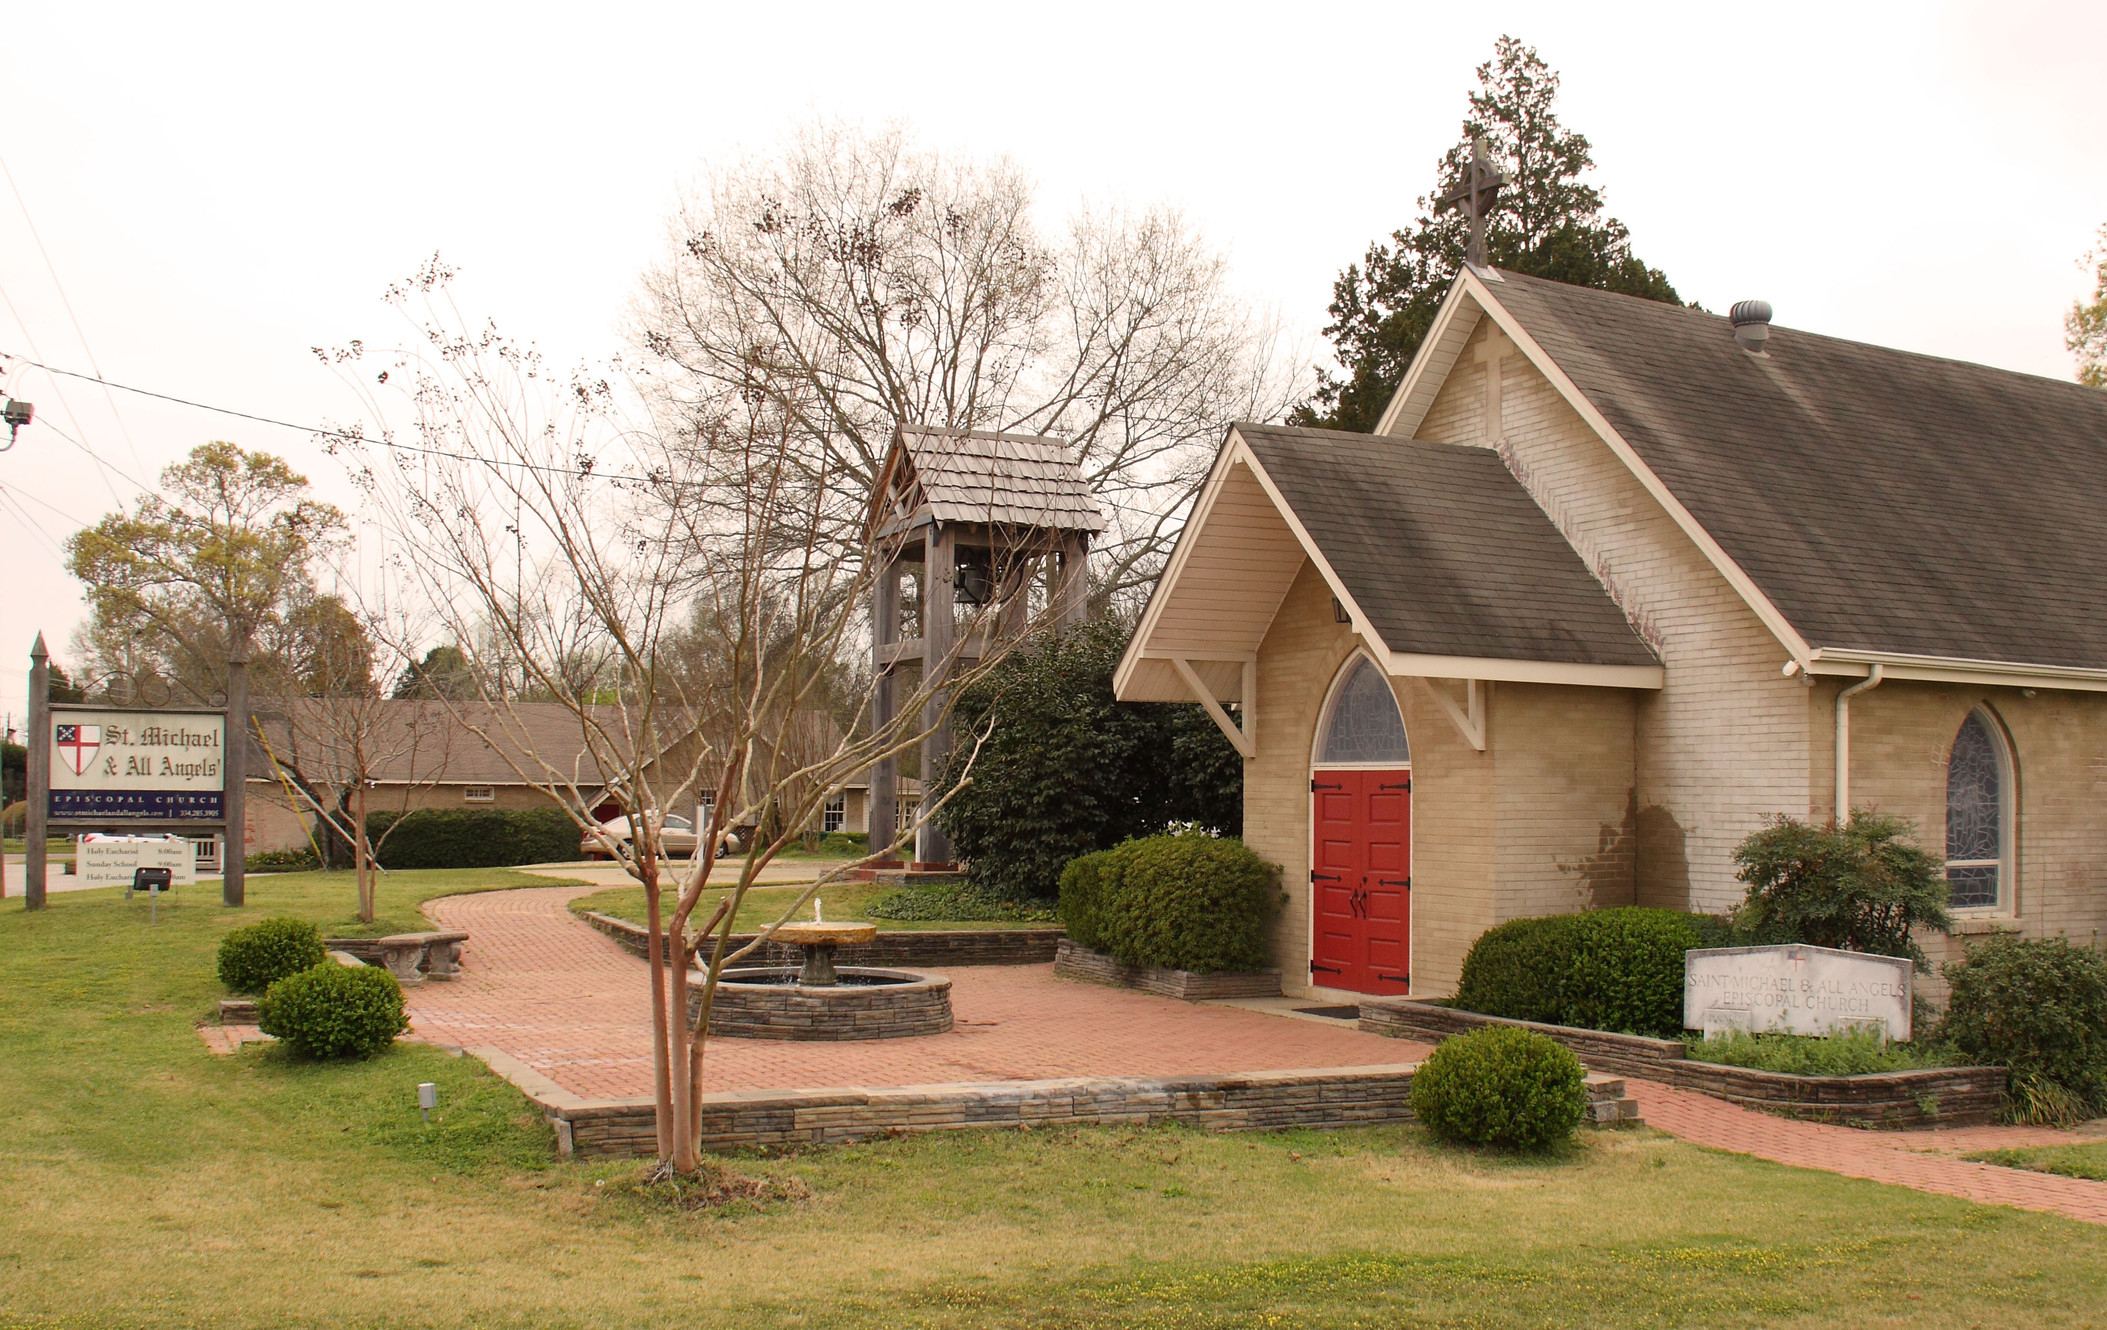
[1317,657,1410,765]
[1944,710,2005,910]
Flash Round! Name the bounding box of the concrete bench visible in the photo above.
[372,931,471,986]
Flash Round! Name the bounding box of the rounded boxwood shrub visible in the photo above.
[257,963,408,1060]
[1086,832,1280,974]
[1939,933,2107,1125]
[1411,1025,1590,1150]
[1452,908,1706,1038]
[216,917,328,994]
[1057,847,1124,951]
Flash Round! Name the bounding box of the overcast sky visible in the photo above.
[2,0,2102,710]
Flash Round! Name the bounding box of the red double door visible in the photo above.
[1311,769,1411,995]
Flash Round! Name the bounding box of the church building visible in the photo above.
[1115,265,2107,1002]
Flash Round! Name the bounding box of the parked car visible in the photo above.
[579,814,744,861]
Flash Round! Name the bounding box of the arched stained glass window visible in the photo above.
[1317,657,1409,765]
[1945,709,2009,910]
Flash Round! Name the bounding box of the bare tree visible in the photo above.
[631,119,1304,607]
[253,692,454,923]
[324,263,1034,1174]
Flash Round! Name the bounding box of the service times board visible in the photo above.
[48,710,226,822]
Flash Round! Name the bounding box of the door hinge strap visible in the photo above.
[1377,878,1411,888]
[1310,962,1342,974]
[1310,779,1342,792]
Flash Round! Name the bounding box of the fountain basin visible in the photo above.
[691,966,953,1041]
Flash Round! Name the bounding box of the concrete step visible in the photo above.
[1584,1072,1643,1126]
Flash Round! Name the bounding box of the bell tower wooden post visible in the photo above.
[868,554,900,862]
[916,523,957,866]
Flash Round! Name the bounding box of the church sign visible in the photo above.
[47,709,226,823]
[1684,944,1913,1042]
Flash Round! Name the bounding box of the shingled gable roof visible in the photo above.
[867,425,1106,537]
[1113,421,1661,708]
[1450,270,2107,680]
[1238,425,1658,669]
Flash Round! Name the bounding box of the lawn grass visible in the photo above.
[5,872,2107,1326]
[1966,1141,2107,1182]
[571,879,1051,933]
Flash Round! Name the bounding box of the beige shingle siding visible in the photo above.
[1421,318,1813,913]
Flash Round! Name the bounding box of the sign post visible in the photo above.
[26,636,49,910]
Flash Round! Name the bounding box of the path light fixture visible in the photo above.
[418,1082,438,1124]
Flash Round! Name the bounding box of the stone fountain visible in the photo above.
[690,908,953,1041]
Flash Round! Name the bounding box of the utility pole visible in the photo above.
[223,636,247,907]
[26,635,49,910]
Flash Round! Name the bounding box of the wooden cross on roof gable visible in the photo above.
[1435,136,1510,270]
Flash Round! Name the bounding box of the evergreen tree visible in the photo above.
[1297,37,1682,432]
[933,619,1243,901]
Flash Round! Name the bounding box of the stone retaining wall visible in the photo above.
[1052,939,1282,1000]
[470,1049,1424,1158]
[581,911,1064,968]
[690,969,954,1041]
[1358,998,2007,1128]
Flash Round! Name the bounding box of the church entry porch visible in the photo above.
[1309,654,1414,996]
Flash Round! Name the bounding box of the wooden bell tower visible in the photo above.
[866,425,1104,869]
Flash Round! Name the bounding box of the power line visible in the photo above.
[0,283,127,506]
[2,353,664,486]
[0,152,150,478]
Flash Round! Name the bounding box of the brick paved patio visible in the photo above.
[404,886,2107,1224]
[405,885,1423,1100]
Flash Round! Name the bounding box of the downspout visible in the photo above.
[1833,664,1885,821]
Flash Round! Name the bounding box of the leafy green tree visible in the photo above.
[392,644,478,700]
[933,619,1242,900]
[1297,36,1682,432]
[2068,224,2107,388]
[66,442,347,702]
[1731,812,1954,968]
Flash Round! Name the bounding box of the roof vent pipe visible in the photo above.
[1730,300,1772,353]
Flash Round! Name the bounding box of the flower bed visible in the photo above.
[1052,939,1280,1001]
[1359,998,2006,1128]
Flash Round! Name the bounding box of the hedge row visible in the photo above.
[1452,907,1728,1038]
[1058,832,1280,975]
[366,808,579,869]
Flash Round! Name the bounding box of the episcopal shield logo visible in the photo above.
[56,723,102,776]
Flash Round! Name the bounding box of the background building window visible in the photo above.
[823,795,845,833]
[1944,708,2011,910]
[463,785,495,804]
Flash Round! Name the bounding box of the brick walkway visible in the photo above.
[1628,1080,2107,1223]
[404,886,1423,1101]
[403,886,2107,1225]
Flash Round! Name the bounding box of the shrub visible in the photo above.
[1452,908,1705,1037]
[367,808,578,869]
[932,620,1242,902]
[1685,1029,1953,1076]
[1939,934,2107,1125]
[245,847,320,873]
[217,917,328,994]
[1411,1026,1589,1151]
[865,881,1058,923]
[258,963,408,1059]
[1732,812,1952,968]
[1056,848,1124,951]
[1091,832,1279,974]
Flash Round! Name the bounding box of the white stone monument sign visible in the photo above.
[1684,944,1912,1041]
